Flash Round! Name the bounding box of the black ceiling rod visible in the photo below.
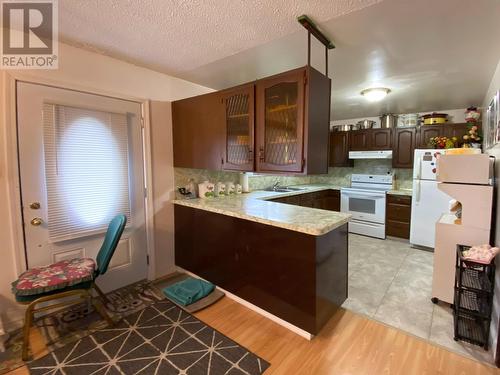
[307,31,311,66]
[298,14,335,77]
[325,46,328,77]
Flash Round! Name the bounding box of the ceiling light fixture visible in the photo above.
[361,87,391,102]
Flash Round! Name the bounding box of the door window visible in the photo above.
[43,104,131,241]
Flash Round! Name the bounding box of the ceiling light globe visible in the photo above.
[361,88,390,102]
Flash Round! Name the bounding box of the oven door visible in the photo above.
[340,188,386,224]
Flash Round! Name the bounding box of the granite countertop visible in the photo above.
[283,183,413,197]
[173,185,351,236]
[173,183,413,235]
[387,189,413,196]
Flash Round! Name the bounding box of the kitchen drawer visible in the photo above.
[387,194,412,206]
[387,204,411,222]
[387,220,410,239]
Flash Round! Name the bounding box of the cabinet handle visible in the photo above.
[259,147,265,162]
[248,148,253,162]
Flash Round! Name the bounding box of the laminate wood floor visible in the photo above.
[9,296,498,375]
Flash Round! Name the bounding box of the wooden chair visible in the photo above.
[12,214,127,361]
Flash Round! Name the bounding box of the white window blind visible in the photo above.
[43,103,131,242]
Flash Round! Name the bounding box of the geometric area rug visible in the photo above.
[28,299,270,374]
[1,280,163,375]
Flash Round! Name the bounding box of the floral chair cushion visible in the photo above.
[12,258,96,296]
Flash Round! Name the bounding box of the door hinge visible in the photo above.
[140,116,145,128]
[146,254,150,265]
[144,187,148,198]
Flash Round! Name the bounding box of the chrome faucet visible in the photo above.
[272,181,281,191]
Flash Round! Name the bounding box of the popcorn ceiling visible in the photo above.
[59,0,382,75]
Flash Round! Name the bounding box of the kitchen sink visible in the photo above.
[265,186,307,192]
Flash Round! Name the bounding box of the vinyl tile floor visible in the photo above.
[342,234,495,366]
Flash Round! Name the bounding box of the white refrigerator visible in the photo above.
[409,149,452,249]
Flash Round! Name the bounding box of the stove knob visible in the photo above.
[432,168,436,173]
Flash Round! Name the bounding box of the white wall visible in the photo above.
[485,58,500,359]
[0,43,212,330]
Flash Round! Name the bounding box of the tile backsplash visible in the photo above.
[175,160,413,194]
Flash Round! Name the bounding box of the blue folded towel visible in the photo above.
[163,277,215,306]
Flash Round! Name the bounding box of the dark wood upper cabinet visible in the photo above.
[392,127,416,168]
[172,92,224,170]
[329,131,353,167]
[416,123,473,149]
[349,130,370,150]
[256,69,304,173]
[256,66,330,174]
[326,124,473,170]
[221,84,255,172]
[416,125,442,149]
[446,123,469,146]
[371,129,392,150]
[349,128,391,151]
[172,66,330,174]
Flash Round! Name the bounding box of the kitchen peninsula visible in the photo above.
[174,187,351,338]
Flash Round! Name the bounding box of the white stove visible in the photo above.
[341,174,393,239]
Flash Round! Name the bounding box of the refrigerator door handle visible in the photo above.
[415,180,421,202]
[416,156,422,180]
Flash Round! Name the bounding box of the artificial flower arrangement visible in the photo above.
[429,136,457,149]
[462,124,482,147]
[462,107,482,147]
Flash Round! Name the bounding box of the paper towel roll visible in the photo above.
[240,173,249,193]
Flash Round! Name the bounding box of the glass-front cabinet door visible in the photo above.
[256,69,305,173]
[222,84,255,171]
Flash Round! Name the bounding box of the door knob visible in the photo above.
[30,217,43,226]
[29,202,41,209]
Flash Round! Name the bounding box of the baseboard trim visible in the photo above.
[176,266,313,341]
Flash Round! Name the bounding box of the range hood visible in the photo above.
[349,150,393,159]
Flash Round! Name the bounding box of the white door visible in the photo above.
[409,179,451,249]
[17,81,148,292]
